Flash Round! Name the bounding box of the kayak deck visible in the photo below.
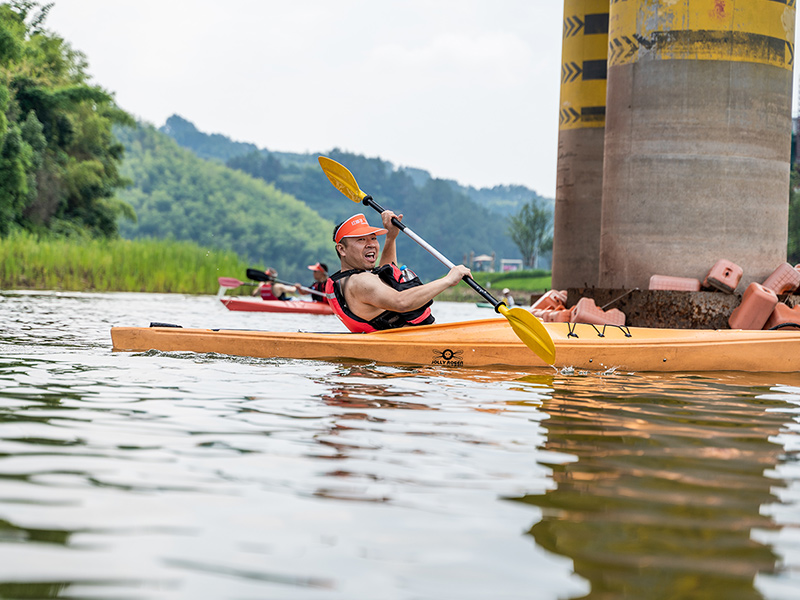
[110,318,800,372]
[220,297,334,315]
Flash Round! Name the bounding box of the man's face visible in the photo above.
[312,269,327,282]
[338,234,380,270]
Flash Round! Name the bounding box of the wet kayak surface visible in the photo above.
[1,290,800,599]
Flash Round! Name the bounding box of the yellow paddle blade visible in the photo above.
[497,304,556,365]
[318,156,366,203]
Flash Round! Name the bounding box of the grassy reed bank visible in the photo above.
[0,232,250,294]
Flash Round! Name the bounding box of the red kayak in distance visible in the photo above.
[220,297,335,315]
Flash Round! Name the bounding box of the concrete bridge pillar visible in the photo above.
[598,0,795,289]
[552,0,610,289]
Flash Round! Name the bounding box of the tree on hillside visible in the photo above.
[0,0,134,238]
[228,150,282,183]
[161,114,259,162]
[508,199,552,269]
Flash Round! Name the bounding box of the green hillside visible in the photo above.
[227,148,522,279]
[114,123,337,282]
[458,183,552,218]
[160,114,551,219]
[158,115,538,279]
[159,115,260,163]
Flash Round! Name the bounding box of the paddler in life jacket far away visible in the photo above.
[325,211,471,332]
[306,262,329,303]
[252,268,293,301]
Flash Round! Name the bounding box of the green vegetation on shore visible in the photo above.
[0,2,134,239]
[0,231,249,293]
[0,228,552,299]
[473,269,552,292]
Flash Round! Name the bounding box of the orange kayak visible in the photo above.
[220,297,334,315]
[111,318,800,372]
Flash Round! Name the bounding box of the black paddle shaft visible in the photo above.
[246,268,271,282]
[245,268,324,297]
[361,195,502,309]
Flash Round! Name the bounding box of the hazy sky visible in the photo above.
[44,1,562,195]
[44,1,800,198]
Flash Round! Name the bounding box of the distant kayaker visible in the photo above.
[325,211,471,332]
[502,288,515,307]
[306,262,329,303]
[252,268,293,301]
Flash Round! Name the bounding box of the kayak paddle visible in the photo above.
[218,277,257,288]
[245,268,325,298]
[317,156,556,365]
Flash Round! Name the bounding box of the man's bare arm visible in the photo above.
[379,210,401,267]
[345,265,471,319]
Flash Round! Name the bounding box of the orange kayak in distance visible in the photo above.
[220,297,334,315]
[111,318,800,373]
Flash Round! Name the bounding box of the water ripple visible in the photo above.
[3,292,800,598]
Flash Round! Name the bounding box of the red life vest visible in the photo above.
[309,280,328,303]
[259,282,285,301]
[324,264,434,333]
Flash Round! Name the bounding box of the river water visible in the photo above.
[2,290,800,599]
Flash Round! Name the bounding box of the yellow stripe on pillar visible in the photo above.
[609,0,795,69]
[559,0,610,131]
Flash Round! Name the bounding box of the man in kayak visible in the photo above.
[325,211,471,332]
[306,262,329,303]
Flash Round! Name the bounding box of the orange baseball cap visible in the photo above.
[334,213,387,244]
[307,262,328,272]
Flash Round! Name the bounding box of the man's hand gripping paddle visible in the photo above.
[317,156,556,365]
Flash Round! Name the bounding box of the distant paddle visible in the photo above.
[245,268,325,298]
[218,277,257,288]
[317,156,556,365]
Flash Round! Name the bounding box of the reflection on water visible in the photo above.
[514,373,800,600]
[1,292,800,598]
[0,292,577,599]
